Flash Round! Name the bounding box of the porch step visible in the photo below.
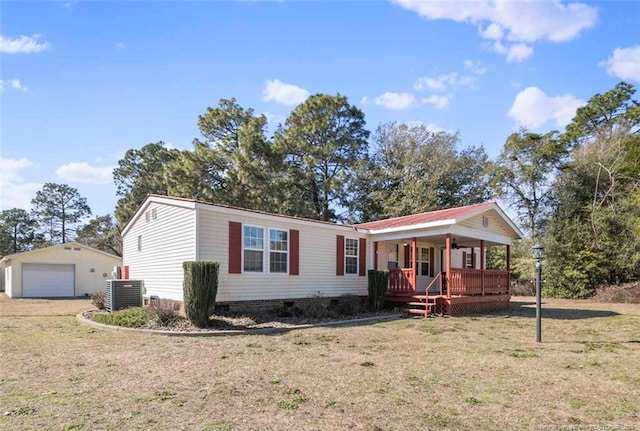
[402,307,432,317]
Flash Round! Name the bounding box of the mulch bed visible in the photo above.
[82,309,398,332]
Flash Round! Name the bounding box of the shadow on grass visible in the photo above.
[508,300,620,320]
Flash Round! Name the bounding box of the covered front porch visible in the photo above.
[357,202,522,317]
[375,234,511,316]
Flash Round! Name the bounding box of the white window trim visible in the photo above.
[242,224,266,274]
[466,251,473,268]
[344,237,359,276]
[268,228,289,275]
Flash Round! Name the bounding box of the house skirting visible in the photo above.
[434,294,511,316]
[214,295,367,313]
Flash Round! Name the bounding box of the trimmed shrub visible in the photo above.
[147,298,182,326]
[95,307,147,327]
[301,297,335,319]
[368,270,389,311]
[183,261,219,327]
[330,294,365,316]
[91,291,106,310]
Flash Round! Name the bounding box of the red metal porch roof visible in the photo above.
[353,202,497,231]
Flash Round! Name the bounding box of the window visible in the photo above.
[137,235,142,252]
[482,215,489,227]
[420,247,430,276]
[243,226,264,272]
[145,211,150,222]
[345,238,358,275]
[152,208,157,220]
[466,252,473,268]
[269,229,288,273]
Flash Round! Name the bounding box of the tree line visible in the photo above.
[0,184,120,256]
[2,85,638,298]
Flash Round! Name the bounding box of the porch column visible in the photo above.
[374,241,378,270]
[445,234,452,298]
[480,240,485,296]
[411,237,417,293]
[506,244,511,272]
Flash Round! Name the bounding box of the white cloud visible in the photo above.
[374,92,418,110]
[392,0,598,61]
[463,59,488,75]
[508,86,585,129]
[263,79,310,106]
[0,34,51,54]
[480,22,503,40]
[422,95,451,110]
[360,96,371,106]
[0,79,29,92]
[414,73,458,92]
[506,43,534,63]
[414,60,487,93]
[600,46,640,82]
[115,42,126,49]
[0,157,41,210]
[0,157,33,183]
[404,120,447,133]
[56,162,114,185]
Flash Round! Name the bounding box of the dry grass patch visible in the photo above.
[0,295,639,430]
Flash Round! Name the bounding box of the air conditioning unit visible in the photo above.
[105,279,144,312]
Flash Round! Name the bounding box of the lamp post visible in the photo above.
[532,243,544,343]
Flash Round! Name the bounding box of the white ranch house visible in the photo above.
[122,195,522,315]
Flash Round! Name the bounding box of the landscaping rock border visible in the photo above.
[76,310,402,337]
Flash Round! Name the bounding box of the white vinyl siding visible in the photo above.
[197,207,368,302]
[123,202,196,301]
[459,210,511,237]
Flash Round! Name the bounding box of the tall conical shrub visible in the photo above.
[368,270,388,311]
[183,261,219,327]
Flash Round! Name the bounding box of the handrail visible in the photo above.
[424,272,443,296]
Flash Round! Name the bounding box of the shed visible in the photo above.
[1,243,122,298]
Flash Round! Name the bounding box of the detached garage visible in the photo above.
[1,243,121,298]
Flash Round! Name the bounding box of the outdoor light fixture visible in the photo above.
[532,242,544,342]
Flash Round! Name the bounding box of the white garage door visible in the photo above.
[22,264,75,297]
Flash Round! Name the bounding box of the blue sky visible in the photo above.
[2,0,639,219]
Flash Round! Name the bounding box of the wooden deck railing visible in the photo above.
[388,268,414,294]
[447,269,509,296]
[424,272,444,296]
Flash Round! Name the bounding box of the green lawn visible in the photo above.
[1,295,638,431]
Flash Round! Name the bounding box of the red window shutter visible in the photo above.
[403,244,410,268]
[429,247,435,277]
[290,229,299,276]
[462,251,467,269]
[336,235,345,276]
[359,238,366,277]
[228,221,242,274]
